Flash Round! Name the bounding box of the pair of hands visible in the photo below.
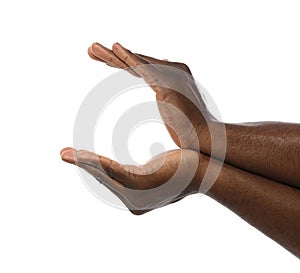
[61,42,213,214]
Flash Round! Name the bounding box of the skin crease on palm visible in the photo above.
[61,42,300,258]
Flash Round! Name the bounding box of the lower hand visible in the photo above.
[61,147,204,215]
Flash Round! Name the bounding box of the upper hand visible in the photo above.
[88,42,214,150]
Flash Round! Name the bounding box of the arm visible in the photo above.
[201,153,300,258]
[201,121,300,188]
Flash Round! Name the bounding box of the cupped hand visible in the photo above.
[61,147,205,215]
[88,42,215,150]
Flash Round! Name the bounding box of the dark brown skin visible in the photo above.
[61,42,300,258]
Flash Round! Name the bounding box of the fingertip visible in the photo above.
[60,147,74,156]
[60,147,77,164]
[88,47,100,61]
[61,151,76,164]
[91,42,101,49]
[87,46,93,56]
[112,42,122,51]
[90,43,99,54]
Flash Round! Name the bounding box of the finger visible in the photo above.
[76,159,126,195]
[60,148,135,206]
[112,42,158,81]
[88,47,106,62]
[60,147,77,164]
[60,148,139,190]
[89,43,140,76]
[78,159,146,212]
[91,43,128,68]
[112,42,149,67]
[78,162,149,215]
[88,46,120,69]
[76,150,140,189]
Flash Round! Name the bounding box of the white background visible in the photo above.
[0,0,299,272]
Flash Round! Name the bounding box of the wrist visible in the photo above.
[189,153,210,194]
[197,120,227,157]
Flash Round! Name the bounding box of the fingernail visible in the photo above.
[91,43,103,52]
[60,147,73,156]
[61,150,76,164]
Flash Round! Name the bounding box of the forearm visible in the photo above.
[200,121,300,188]
[198,154,300,258]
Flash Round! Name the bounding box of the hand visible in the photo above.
[88,42,215,150]
[60,147,204,215]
